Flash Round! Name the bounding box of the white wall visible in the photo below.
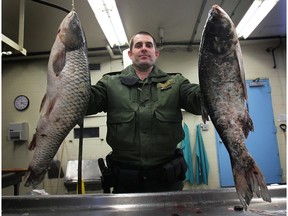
[2,39,286,195]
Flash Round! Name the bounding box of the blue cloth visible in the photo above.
[195,124,209,185]
[180,123,194,184]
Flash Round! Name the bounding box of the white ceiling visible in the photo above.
[2,0,286,57]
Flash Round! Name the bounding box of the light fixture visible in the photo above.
[236,0,279,39]
[87,0,128,47]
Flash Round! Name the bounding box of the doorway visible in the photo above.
[217,79,282,187]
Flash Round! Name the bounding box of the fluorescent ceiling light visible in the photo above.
[87,0,128,47]
[236,0,279,39]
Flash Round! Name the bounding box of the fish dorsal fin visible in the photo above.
[235,42,248,100]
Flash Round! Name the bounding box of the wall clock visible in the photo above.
[14,95,30,111]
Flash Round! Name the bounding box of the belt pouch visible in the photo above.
[177,157,187,181]
[171,158,181,178]
[162,163,175,182]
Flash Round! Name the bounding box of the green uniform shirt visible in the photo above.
[86,65,201,167]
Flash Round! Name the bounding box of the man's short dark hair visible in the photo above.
[129,31,157,51]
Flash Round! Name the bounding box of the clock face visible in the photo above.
[14,95,29,111]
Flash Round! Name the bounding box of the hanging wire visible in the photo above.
[72,0,75,10]
[31,0,70,13]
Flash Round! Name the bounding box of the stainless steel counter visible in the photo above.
[2,185,286,216]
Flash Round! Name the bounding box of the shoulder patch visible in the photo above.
[167,72,182,76]
[157,79,175,90]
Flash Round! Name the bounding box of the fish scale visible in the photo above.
[198,5,271,210]
[25,10,90,188]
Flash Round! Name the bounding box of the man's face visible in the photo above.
[128,34,160,70]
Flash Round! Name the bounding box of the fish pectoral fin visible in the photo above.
[201,106,210,123]
[53,48,66,77]
[44,96,58,118]
[39,94,47,113]
[28,133,37,150]
[50,36,66,77]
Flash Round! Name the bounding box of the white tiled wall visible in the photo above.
[2,39,286,195]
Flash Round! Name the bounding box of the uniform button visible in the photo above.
[142,130,147,134]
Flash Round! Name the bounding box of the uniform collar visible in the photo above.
[119,65,170,86]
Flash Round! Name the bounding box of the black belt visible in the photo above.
[98,149,187,192]
[114,165,164,183]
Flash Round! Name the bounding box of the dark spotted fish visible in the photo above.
[198,5,271,210]
[25,10,91,187]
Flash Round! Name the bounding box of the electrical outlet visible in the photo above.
[201,123,209,131]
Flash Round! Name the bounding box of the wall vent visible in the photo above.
[89,64,101,71]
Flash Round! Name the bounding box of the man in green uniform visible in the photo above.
[86,31,202,193]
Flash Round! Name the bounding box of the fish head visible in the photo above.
[202,5,238,55]
[58,10,87,51]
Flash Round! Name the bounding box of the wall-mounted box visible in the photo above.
[8,122,29,141]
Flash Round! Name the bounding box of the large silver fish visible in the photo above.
[25,10,91,187]
[198,5,271,209]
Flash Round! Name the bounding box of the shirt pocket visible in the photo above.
[107,111,136,150]
[153,109,184,150]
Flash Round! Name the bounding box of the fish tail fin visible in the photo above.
[233,162,271,210]
[24,166,47,188]
[243,110,254,138]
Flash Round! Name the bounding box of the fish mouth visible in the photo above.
[67,10,77,20]
[211,4,229,18]
[211,5,222,15]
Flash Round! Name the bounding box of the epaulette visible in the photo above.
[167,72,182,76]
[103,71,122,77]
